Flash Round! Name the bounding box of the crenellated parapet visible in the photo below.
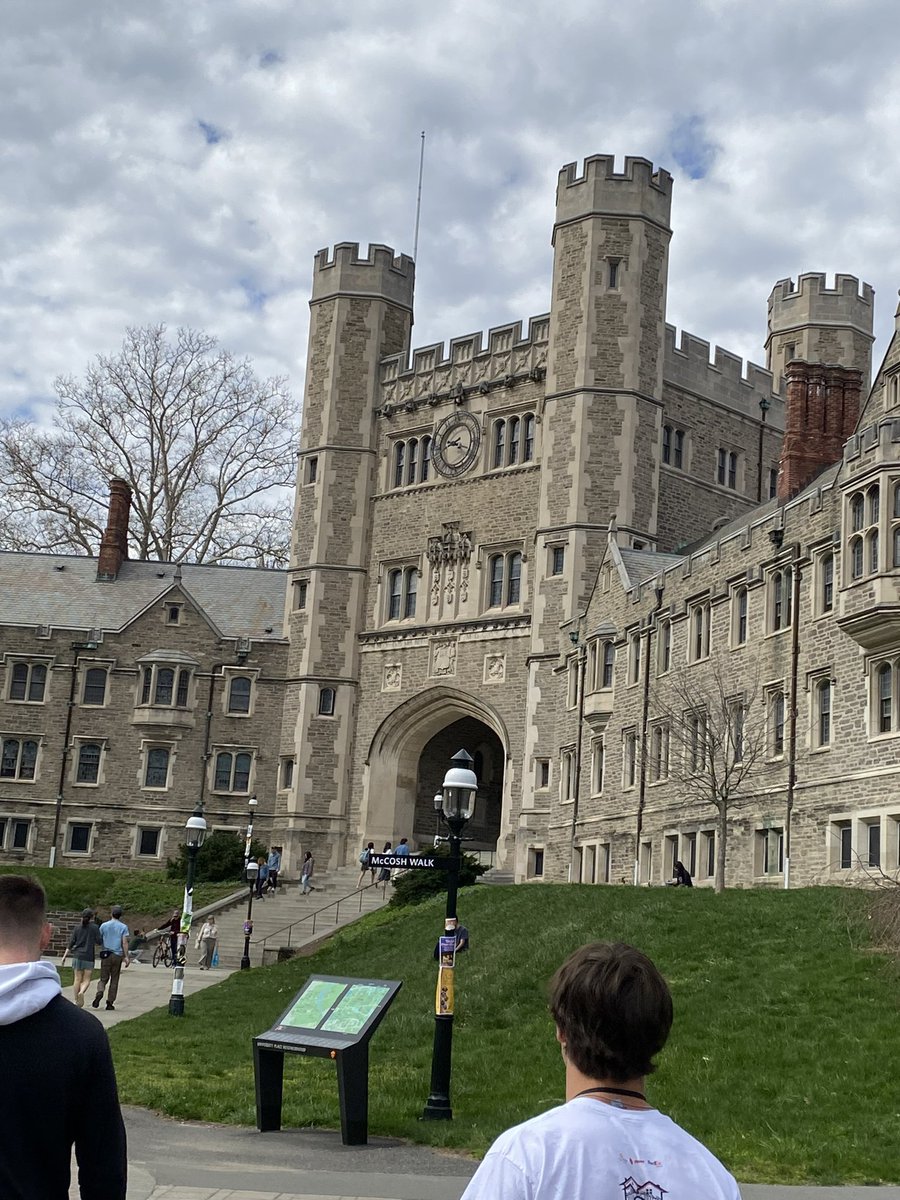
[768,272,874,316]
[554,155,673,231]
[311,242,415,310]
[766,272,874,385]
[377,314,549,415]
[664,325,783,421]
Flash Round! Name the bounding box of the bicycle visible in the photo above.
[151,938,173,969]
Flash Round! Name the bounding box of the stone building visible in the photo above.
[0,482,287,868]
[3,151,897,887]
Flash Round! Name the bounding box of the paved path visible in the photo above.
[55,955,235,1028]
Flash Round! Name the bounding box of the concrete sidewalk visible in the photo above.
[54,955,234,1028]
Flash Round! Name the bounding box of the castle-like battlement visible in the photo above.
[379,313,550,392]
[555,155,673,228]
[664,325,783,420]
[767,273,874,320]
[311,242,415,308]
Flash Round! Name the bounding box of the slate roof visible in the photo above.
[0,552,288,640]
[618,548,684,587]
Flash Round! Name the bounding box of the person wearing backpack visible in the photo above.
[356,841,375,889]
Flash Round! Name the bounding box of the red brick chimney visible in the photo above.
[776,362,862,502]
[96,478,131,580]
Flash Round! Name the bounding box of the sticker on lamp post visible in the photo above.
[435,965,455,1015]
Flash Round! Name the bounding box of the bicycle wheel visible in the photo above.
[152,942,165,968]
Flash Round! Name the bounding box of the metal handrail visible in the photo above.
[254,880,388,957]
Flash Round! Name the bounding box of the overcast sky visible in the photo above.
[3,0,899,426]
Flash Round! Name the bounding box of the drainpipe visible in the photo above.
[49,660,79,867]
[784,545,802,889]
[756,396,771,503]
[634,582,665,886]
[568,637,588,882]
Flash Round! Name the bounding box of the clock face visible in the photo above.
[432,411,481,478]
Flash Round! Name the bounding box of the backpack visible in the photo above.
[359,849,370,865]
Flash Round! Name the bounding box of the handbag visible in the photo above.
[99,950,112,959]
[211,947,219,968]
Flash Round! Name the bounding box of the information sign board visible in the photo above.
[253,974,401,1145]
[369,853,458,871]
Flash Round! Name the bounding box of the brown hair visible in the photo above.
[549,941,673,1081]
[0,876,47,947]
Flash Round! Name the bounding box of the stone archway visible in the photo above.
[360,687,510,855]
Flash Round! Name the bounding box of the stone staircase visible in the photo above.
[211,866,390,968]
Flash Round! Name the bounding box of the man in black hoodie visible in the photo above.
[0,875,126,1199]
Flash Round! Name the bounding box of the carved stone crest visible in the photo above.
[382,663,402,692]
[430,639,457,678]
[484,653,505,684]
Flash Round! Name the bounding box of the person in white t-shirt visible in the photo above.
[460,941,741,1200]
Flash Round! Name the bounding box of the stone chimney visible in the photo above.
[776,362,862,502]
[96,478,131,580]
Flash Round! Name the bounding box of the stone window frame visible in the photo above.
[622,728,637,790]
[657,617,672,674]
[765,684,786,759]
[566,657,579,710]
[488,412,537,472]
[165,603,183,626]
[0,816,32,852]
[587,637,616,692]
[278,756,296,791]
[135,825,164,859]
[716,447,740,490]
[891,481,900,570]
[0,736,41,783]
[384,562,420,623]
[80,662,113,707]
[727,696,745,765]
[559,746,576,804]
[526,846,545,879]
[390,432,433,490]
[5,657,52,705]
[317,686,336,717]
[638,838,653,884]
[686,599,711,664]
[827,814,886,872]
[648,721,670,784]
[661,424,687,470]
[626,627,641,686]
[698,829,716,881]
[730,584,749,648]
[768,467,779,500]
[807,669,834,752]
[846,482,880,583]
[811,546,837,618]
[305,455,319,485]
[867,655,900,739]
[210,746,256,795]
[885,369,900,411]
[223,668,259,718]
[548,543,566,577]
[683,708,707,775]
[141,741,175,791]
[680,831,698,879]
[766,564,794,636]
[484,547,524,611]
[71,736,108,787]
[590,736,604,796]
[754,826,785,877]
[63,819,95,858]
[293,578,309,610]
[138,661,195,710]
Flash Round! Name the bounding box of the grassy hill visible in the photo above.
[108,884,900,1185]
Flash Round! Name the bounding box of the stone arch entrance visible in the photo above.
[360,687,509,856]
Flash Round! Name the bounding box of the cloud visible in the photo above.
[1,0,899,429]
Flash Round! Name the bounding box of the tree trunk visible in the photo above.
[715,804,728,894]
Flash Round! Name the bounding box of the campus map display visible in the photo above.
[271,976,398,1041]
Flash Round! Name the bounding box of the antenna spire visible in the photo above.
[413,130,426,263]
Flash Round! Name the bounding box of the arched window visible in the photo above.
[9,662,46,703]
[406,438,419,485]
[388,569,403,620]
[393,442,405,489]
[82,668,107,706]
[869,531,880,575]
[154,668,174,706]
[487,552,522,608]
[508,416,521,464]
[816,679,832,747]
[386,567,417,621]
[868,485,880,525]
[771,568,792,632]
[523,414,535,461]
[318,687,336,716]
[140,663,193,707]
[488,555,504,607]
[421,436,432,482]
[821,553,834,612]
[493,421,506,469]
[728,451,738,489]
[1,738,38,780]
[403,567,417,619]
[144,747,170,789]
[674,429,684,469]
[878,662,893,733]
[658,619,672,672]
[734,587,748,644]
[851,493,865,533]
[227,676,252,714]
[771,692,786,756]
[506,552,522,605]
[76,743,102,784]
[214,750,252,793]
[662,424,672,464]
[851,537,864,580]
[602,641,615,689]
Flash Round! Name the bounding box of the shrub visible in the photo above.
[166,830,269,883]
[388,843,488,908]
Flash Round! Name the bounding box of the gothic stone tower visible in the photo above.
[766,273,874,391]
[279,244,415,871]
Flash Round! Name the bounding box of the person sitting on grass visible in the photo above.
[460,941,740,1200]
[127,929,149,963]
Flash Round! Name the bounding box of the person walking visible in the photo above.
[195,917,219,969]
[376,840,393,886]
[59,908,101,1008]
[356,841,376,889]
[0,875,127,1199]
[255,856,269,899]
[460,941,740,1200]
[91,905,130,1012]
[393,836,410,857]
[266,846,282,893]
[299,850,315,895]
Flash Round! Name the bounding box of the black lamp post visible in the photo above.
[240,796,259,971]
[241,859,259,970]
[422,749,478,1121]
[169,802,207,1017]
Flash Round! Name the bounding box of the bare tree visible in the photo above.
[651,652,768,893]
[0,326,297,566]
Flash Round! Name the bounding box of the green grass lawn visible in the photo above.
[2,865,237,920]
[108,884,900,1185]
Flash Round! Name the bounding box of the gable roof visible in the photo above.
[0,552,288,641]
[617,547,683,587]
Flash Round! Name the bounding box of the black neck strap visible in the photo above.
[574,1085,647,1102]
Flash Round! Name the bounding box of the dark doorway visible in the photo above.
[413,717,504,851]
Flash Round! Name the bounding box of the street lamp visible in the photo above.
[241,796,259,971]
[241,860,259,970]
[422,749,478,1121]
[168,801,207,1017]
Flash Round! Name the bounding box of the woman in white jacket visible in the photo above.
[195,918,218,969]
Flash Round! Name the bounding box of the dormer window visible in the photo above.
[166,605,182,625]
